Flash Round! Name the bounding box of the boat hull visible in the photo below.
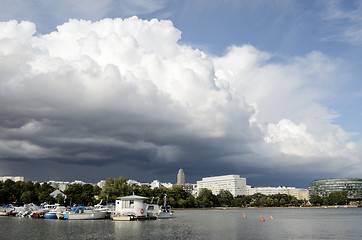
[63,211,107,220]
[45,212,58,219]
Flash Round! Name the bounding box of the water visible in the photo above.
[1,208,362,240]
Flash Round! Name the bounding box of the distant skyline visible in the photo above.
[0,0,362,188]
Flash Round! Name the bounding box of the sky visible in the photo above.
[0,0,362,188]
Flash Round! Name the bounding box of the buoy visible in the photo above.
[243,213,247,218]
[260,216,265,222]
[270,215,274,220]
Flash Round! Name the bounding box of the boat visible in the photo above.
[58,206,107,220]
[146,194,173,219]
[0,208,7,216]
[45,206,66,219]
[32,203,59,219]
[111,195,157,221]
[158,194,173,219]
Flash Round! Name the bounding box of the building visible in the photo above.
[246,186,309,200]
[0,176,24,182]
[150,180,173,189]
[197,175,247,197]
[50,189,66,199]
[47,181,70,191]
[97,180,106,189]
[150,180,162,189]
[177,168,185,185]
[127,179,142,186]
[175,169,194,194]
[309,178,362,200]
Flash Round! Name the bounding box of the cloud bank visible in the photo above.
[0,17,360,185]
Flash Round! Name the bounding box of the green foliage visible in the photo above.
[309,195,323,206]
[197,188,217,207]
[327,191,348,205]
[217,189,233,206]
[64,183,98,205]
[55,193,65,204]
[0,180,56,205]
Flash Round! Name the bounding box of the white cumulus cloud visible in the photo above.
[0,17,360,182]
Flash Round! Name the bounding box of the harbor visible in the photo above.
[0,194,173,221]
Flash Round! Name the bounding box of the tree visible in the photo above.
[217,189,234,206]
[197,188,216,207]
[20,190,37,204]
[55,193,65,204]
[65,184,83,205]
[309,195,323,206]
[328,191,348,205]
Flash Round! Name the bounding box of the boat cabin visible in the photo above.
[115,195,148,217]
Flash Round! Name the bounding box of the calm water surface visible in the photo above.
[1,208,362,240]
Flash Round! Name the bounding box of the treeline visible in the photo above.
[1,177,347,208]
[197,189,305,207]
[0,179,56,204]
[309,192,348,206]
[0,177,305,207]
[0,179,102,205]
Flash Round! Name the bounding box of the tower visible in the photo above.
[177,168,185,185]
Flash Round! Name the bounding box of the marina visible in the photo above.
[0,194,174,221]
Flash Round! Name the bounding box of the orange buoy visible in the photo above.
[260,216,265,222]
[270,215,274,220]
[243,213,247,218]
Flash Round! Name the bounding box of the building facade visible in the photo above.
[246,186,309,200]
[309,178,362,200]
[0,176,24,182]
[197,175,247,197]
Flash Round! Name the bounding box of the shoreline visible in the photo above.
[174,205,359,210]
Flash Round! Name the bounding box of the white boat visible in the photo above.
[146,194,173,219]
[158,205,173,219]
[0,208,7,216]
[59,206,107,220]
[158,194,173,219]
[45,206,66,219]
[112,195,156,221]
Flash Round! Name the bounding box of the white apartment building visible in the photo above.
[0,176,24,182]
[246,185,309,200]
[197,175,247,197]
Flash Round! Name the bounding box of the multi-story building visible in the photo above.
[246,185,309,200]
[0,176,24,182]
[197,175,247,197]
[309,178,362,200]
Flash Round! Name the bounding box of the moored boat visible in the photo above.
[0,208,7,216]
[59,206,107,220]
[45,206,66,219]
[111,195,157,221]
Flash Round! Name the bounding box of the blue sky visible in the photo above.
[0,0,361,187]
